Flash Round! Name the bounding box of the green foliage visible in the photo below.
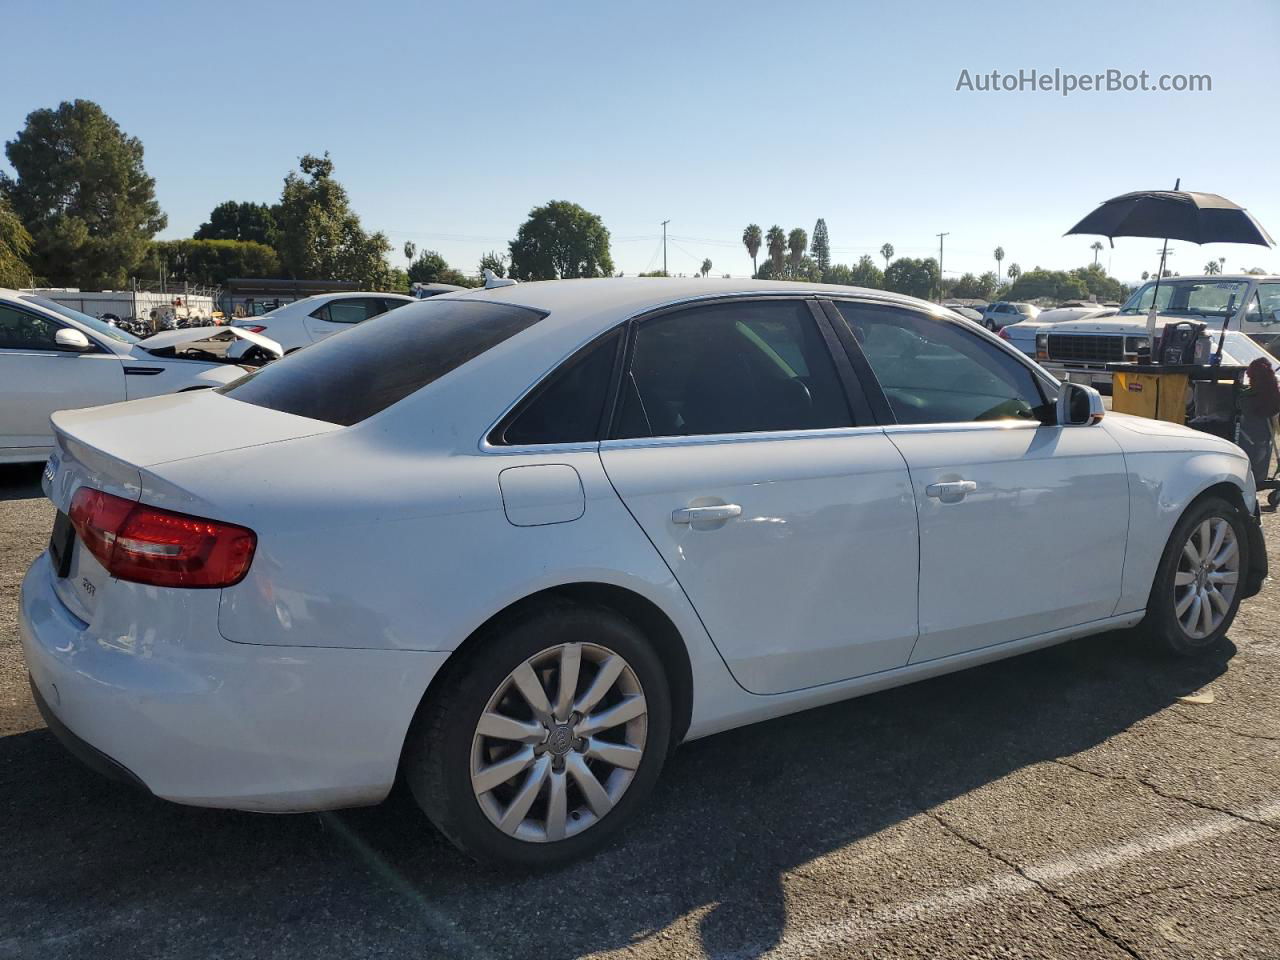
[742,223,762,276]
[787,227,808,269]
[508,200,613,280]
[195,201,277,246]
[479,250,508,278]
[139,238,280,287]
[880,243,894,269]
[2,99,166,288]
[824,255,883,288]
[0,195,33,288]
[766,225,786,272]
[1068,263,1127,302]
[883,257,940,299]
[811,219,830,275]
[946,271,999,300]
[274,152,392,287]
[1007,262,1022,281]
[1006,266,1088,301]
[386,266,410,292]
[637,270,669,277]
[700,258,712,278]
[407,248,477,287]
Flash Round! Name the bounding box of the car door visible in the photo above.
[829,299,1129,663]
[302,297,384,343]
[598,297,920,695]
[0,304,125,455]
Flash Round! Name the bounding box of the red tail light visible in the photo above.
[240,324,267,334]
[997,327,1011,340]
[68,488,256,588]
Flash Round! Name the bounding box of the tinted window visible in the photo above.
[220,299,545,426]
[0,304,61,350]
[835,302,1047,424]
[381,298,412,314]
[616,299,852,439]
[496,331,620,445]
[317,298,380,324]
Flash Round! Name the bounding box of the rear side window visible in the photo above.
[493,331,620,445]
[220,299,545,425]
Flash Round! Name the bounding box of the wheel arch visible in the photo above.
[403,581,695,765]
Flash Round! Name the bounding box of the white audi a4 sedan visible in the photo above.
[21,279,1267,865]
[0,289,280,465]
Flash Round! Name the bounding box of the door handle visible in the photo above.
[925,480,977,501]
[672,504,742,524]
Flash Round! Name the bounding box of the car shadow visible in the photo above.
[0,464,43,501]
[0,629,1231,960]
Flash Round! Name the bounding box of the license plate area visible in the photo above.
[49,511,75,578]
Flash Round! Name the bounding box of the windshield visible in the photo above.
[21,296,141,344]
[1119,279,1250,320]
[1014,303,1040,317]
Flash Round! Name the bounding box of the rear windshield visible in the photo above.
[218,298,545,425]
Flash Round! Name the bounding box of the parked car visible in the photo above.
[1001,304,1119,358]
[22,279,1266,866]
[981,300,1040,330]
[948,306,985,324]
[226,291,414,357]
[1035,275,1280,389]
[0,289,280,465]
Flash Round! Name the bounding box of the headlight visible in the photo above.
[1035,332,1049,360]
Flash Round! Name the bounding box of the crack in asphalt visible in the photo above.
[1052,757,1280,834]
[924,808,1147,960]
[1166,707,1280,743]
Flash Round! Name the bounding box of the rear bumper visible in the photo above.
[20,551,449,812]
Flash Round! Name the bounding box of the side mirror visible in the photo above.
[54,328,93,352]
[1057,382,1104,426]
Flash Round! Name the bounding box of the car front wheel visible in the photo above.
[405,603,671,865]
[1144,496,1248,655]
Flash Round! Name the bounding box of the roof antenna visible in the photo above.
[483,269,518,289]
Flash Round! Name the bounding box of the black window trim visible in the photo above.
[820,296,1057,427]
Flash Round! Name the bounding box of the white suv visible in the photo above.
[227,292,414,357]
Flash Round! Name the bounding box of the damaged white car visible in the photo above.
[0,290,282,464]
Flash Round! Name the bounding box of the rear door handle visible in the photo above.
[925,480,977,502]
[672,504,742,524]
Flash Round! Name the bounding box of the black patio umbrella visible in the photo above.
[1066,181,1274,359]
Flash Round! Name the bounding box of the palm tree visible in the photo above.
[880,243,895,272]
[1090,241,1103,266]
[1007,262,1021,281]
[1219,257,1226,274]
[403,241,416,262]
[742,224,762,277]
[787,228,808,275]
[766,225,786,273]
[700,258,712,278]
[1141,271,1150,281]
[1204,260,1221,275]
[993,246,1005,282]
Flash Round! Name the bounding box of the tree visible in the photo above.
[766,225,786,273]
[787,228,808,275]
[195,201,277,246]
[1006,267,1088,301]
[1007,262,1022,281]
[1090,241,1104,266]
[274,152,392,287]
[884,257,940,299]
[403,241,416,262]
[742,224,762,277]
[848,254,884,289]
[479,250,508,278]
[2,99,166,288]
[141,238,280,287]
[1141,271,1150,281]
[1204,260,1221,275]
[880,243,894,272]
[507,200,613,280]
[0,195,32,288]
[993,246,1005,282]
[700,258,712,278]
[947,271,999,300]
[407,249,476,287]
[811,218,831,276]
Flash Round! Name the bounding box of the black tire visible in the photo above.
[985,320,996,331]
[404,601,672,866]
[1143,496,1249,656]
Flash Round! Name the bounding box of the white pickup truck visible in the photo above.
[1015,275,1280,389]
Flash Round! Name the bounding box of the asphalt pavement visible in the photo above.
[1,462,1277,960]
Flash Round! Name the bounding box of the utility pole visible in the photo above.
[661,220,670,276]
[936,232,949,302]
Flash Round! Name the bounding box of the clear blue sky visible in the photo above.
[4,0,1278,283]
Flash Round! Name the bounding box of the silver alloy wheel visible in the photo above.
[1173,517,1240,640]
[469,642,648,843]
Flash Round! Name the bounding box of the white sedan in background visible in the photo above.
[0,290,280,464]
[22,279,1266,867]
[226,291,414,357]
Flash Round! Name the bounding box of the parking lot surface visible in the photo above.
[1,462,1277,960]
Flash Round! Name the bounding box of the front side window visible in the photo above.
[615,299,852,439]
[1248,283,1280,325]
[0,304,62,350]
[1120,279,1250,320]
[21,296,137,344]
[221,299,546,426]
[835,302,1048,425]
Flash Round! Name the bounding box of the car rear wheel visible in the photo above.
[1144,496,1248,655]
[405,602,671,865]
[985,319,996,331]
